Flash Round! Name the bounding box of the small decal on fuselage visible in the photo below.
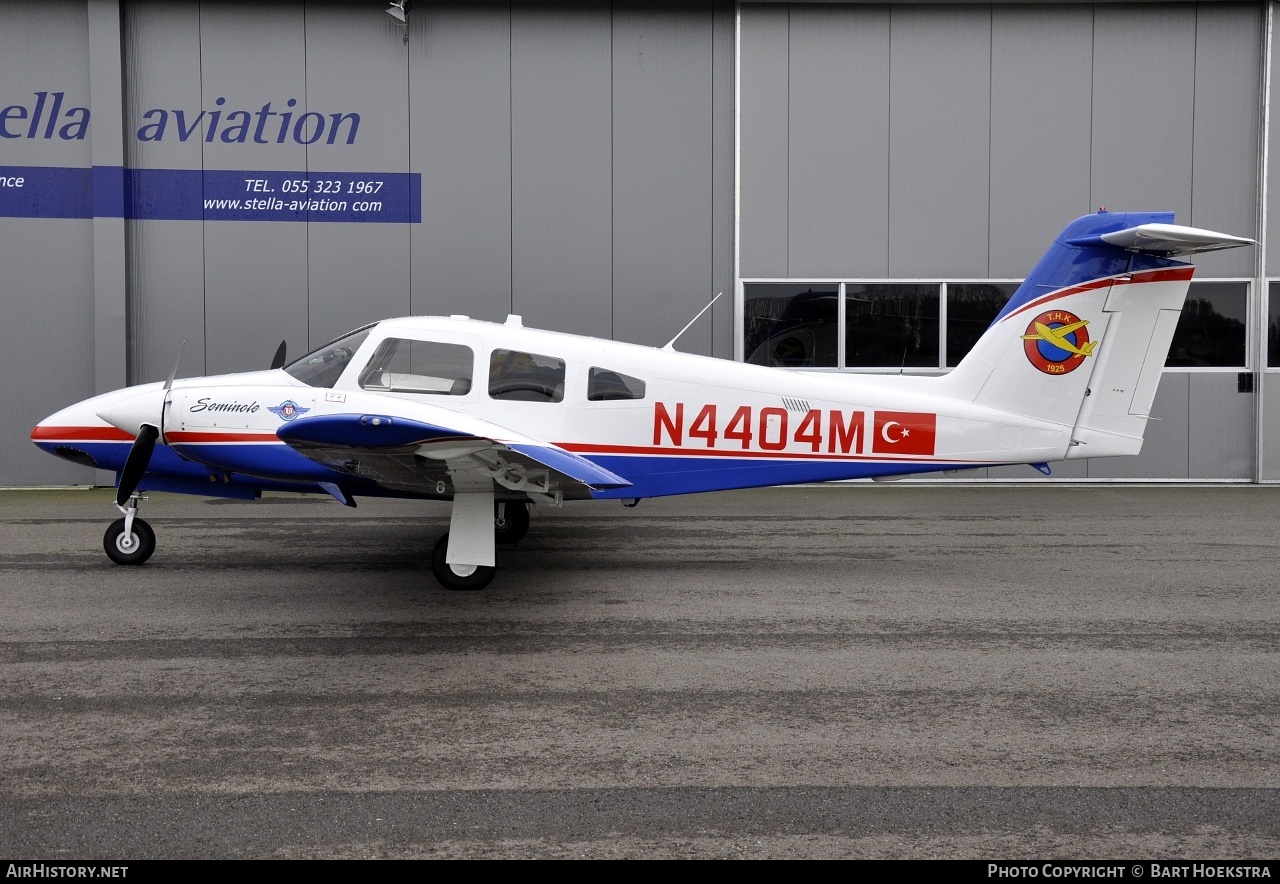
[1022,310,1095,375]
[189,398,260,413]
[267,400,310,421]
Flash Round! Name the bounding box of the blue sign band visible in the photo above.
[0,165,421,223]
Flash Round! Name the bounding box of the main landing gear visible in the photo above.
[95,491,530,589]
[103,493,156,565]
[429,500,531,591]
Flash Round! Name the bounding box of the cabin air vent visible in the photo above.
[782,397,810,412]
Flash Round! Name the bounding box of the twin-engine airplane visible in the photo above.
[32,211,1251,589]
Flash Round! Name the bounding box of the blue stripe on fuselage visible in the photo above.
[580,453,983,498]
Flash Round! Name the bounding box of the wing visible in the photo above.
[276,409,631,503]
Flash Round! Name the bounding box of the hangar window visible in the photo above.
[587,367,646,401]
[1167,282,1248,368]
[743,281,1006,370]
[359,338,474,395]
[946,283,1018,367]
[285,327,371,388]
[1270,282,1280,368]
[845,284,939,368]
[744,284,838,367]
[741,279,1253,371]
[489,349,565,402]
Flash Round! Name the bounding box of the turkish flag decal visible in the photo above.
[872,411,936,456]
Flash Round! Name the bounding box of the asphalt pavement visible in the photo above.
[0,484,1277,859]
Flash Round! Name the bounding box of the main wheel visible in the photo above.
[430,534,497,591]
[494,501,530,544]
[104,517,156,565]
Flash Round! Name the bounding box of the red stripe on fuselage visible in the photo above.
[31,425,133,442]
[166,431,282,443]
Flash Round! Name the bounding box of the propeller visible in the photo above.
[107,343,184,507]
[270,340,288,370]
[115,425,158,507]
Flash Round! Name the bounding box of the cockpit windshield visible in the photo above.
[284,326,373,388]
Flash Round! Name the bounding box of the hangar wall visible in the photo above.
[738,1,1270,481]
[1,0,736,485]
[1,0,1277,486]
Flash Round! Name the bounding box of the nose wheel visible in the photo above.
[104,516,156,565]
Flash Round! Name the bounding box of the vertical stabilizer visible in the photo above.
[937,211,1252,457]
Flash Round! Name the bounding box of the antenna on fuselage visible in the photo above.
[662,292,722,352]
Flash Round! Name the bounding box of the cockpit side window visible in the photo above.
[284,328,371,388]
[488,349,565,402]
[359,338,474,395]
[587,367,646,401]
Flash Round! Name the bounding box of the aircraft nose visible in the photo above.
[96,387,168,436]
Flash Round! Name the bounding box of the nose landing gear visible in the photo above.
[104,493,156,565]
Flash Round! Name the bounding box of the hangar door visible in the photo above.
[737,2,1262,480]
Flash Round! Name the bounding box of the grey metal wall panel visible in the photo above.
[123,0,206,384]
[89,0,128,399]
[1188,3,1261,279]
[887,6,991,278]
[409,1,512,324]
[1264,374,1280,480]
[1188,372,1254,478]
[198,1,309,377]
[1269,0,1280,276]
[510,2,613,338]
[0,220,97,486]
[1271,1,1280,277]
[787,4,890,278]
[988,6,1093,277]
[1087,372,1189,478]
[1089,5,1196,223]
[304,1,412,345]
[612,0,715,350]
[0,0,95,485]
[710,0,736,359]
[738,3,790,278]
[124,222,206,384]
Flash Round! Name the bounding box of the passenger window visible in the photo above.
[587,367,646,401]
[489,349,565,402]
[359,338,474,395]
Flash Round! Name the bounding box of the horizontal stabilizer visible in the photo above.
[1069,223,1254,256]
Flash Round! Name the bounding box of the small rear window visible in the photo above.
[587,367,646,401]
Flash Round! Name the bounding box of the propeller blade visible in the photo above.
[164,341,186,392]
[271,340,288,370]
[116,424,159,507]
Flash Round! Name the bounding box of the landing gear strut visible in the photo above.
[494,501,530,544]
[104,493,156,565]
[430,493,534,591]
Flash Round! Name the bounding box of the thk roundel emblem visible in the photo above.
[1022,310,1095,375]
